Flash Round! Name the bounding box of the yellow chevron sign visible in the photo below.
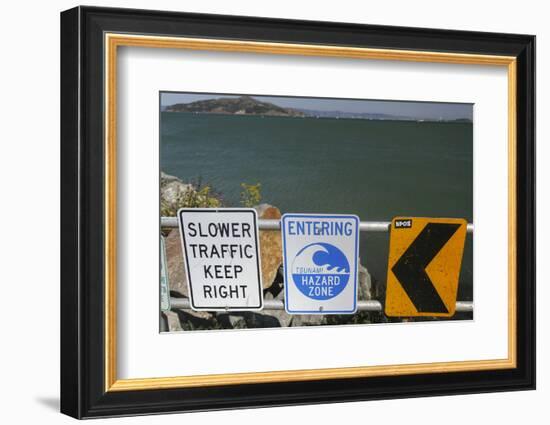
[385,217,468,317]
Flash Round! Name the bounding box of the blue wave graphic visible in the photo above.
[292,243,350,301]
[306,242,349,273]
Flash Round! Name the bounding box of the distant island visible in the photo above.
[165,95,305,118]
[164,95,472,123]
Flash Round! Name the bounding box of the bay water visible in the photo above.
[161,112,473,300]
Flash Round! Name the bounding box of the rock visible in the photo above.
[160,171,181,184]
[164,229,188,297]
[254,204,283,289]
[216,311,282,328]
[262,289,293,327]
[160,172,194,212]
[357,261,373,300]
[163,311,183,332]
[164,229,213,321]
[290,314,326,327]
[246,313,283,328]
[227,315,248,329]
[175,310,218,330]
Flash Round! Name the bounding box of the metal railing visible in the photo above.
[161,217,474,233]
[162,216,474,315]
[170,297,473,313]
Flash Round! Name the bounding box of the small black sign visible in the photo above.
[394,219,412,229]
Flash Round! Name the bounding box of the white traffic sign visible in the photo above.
[282,213,359,314]
[177,208,263,311]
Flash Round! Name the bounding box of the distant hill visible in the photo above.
[295,109,412,120]
[295,109,472,123]
[164,96,472,123]
[165,96,306,117]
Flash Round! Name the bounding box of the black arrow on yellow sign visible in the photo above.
[391,223,460,314]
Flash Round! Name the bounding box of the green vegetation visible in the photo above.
[160,175,264,218]
[161,178,222,217]
[240,182,262,207]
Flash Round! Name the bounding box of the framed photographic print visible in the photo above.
[60,6,535,419]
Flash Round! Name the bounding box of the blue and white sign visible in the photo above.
[282,214,360,314]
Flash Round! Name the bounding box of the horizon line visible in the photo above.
[160,92,473,121]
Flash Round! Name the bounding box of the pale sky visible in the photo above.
[160,92,473,120]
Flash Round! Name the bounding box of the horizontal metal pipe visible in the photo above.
[161,217,474,233]
[455,301,474,312]
[170,298,473,313]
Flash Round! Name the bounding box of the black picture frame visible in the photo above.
[61,5,535,419]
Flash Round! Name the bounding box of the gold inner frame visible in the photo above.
[104,33,517,392]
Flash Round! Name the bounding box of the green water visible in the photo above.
[161,112,473,300]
